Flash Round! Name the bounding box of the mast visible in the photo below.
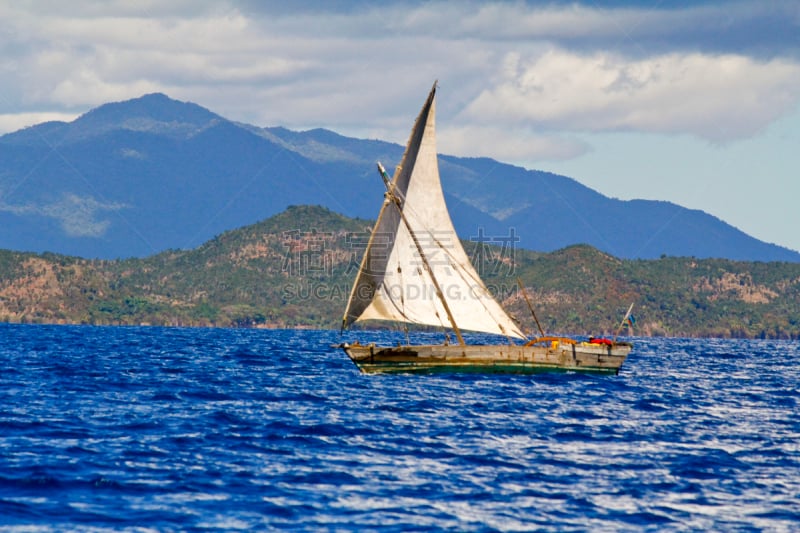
[517,278,545,337]
[379,163,466,346]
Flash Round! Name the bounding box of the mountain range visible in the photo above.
[1,93,797,262]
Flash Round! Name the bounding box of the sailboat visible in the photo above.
[340,83,632,374]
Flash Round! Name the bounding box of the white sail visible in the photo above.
[343,84,525,340]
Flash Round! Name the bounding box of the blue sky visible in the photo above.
[1,1,799,252]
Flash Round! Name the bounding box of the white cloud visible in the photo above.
[463,49,800,142]
[439,125,589,162]
[2,2,799,149]
[0,112,79,134]
[49,68,165,108]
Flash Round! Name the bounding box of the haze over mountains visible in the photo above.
[1,93,797,262]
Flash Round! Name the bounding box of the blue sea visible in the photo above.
[0,324,798,531]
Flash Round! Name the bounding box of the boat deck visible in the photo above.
[341,341,632,375]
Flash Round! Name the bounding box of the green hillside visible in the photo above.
[1,205,799,338]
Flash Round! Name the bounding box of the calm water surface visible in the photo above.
[0,324,798,531]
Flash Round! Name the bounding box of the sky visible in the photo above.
[1,0,799,252]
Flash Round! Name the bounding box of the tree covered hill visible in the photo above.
[1,205,799,338]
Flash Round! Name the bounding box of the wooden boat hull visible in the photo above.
[341,341,632,375]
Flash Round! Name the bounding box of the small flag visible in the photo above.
[377,162,391,184]
[614,303,635,342]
